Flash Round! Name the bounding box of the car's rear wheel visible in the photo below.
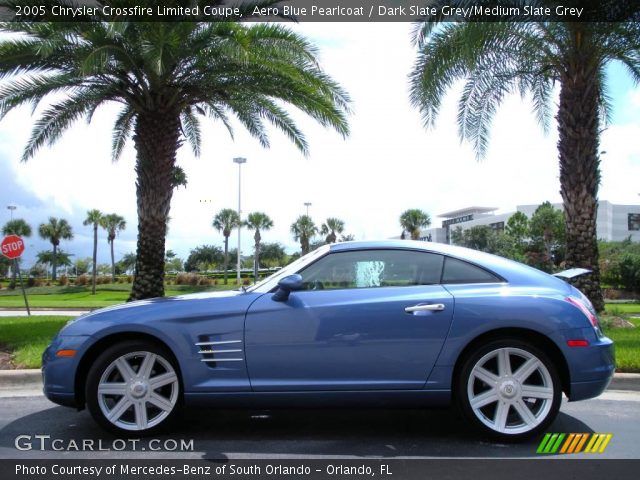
[457,339,561,441]
[86,340,181,435]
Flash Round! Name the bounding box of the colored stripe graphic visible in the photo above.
[537,433,612,454]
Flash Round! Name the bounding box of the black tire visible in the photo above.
[85,340,182,436]
[456,338,562,442]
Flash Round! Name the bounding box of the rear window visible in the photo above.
[441,257,501,284]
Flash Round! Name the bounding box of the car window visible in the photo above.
[441,257,501,284]
[298,250,444,290]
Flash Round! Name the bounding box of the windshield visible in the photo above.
[246,245,330,293]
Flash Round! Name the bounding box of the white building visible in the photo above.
[415,201,640,244]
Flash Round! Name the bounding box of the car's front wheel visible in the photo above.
[86,340,181,435]
[457,339,561,441]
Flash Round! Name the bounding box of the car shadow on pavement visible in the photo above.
[0,401,594,459]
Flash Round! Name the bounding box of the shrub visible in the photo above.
[26,277,35,288]
[198,277,211,286]
[58,275,69,286]
[75,274,90,286]
[242,278,251,286]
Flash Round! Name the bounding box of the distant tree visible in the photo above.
[259,242,287,268]
[118,253,137,275]
[339,233,355,242]
[2,218,32,285]
[245,212,274,282]
[184,245,224,273]
[320,218,345,244]
[399,209,431,240]
[37,249,73,276]
[38,217,73,281]
[101,214,126,282]
[83,209,103,294]
[2,218,32,237]
[213,209,241,284]
[0,256,11,278]
[165,250,183,273]
[74,257,91,276]
[30,263,47,278]
[291,215,318,255]
[529,202,566,272]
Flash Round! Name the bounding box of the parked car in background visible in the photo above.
[43,240,614,440]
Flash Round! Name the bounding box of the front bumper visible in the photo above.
[42,334,90,408]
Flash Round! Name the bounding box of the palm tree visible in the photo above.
[399,209,431,240]
[291,215,318,255]
[245,212,274,282]
[2,218,32,286]
[83,209,103,294]
[409,5,639,311]
[101,214,127,283]
[320,218,345,244]
[38,217,73,281]
[213,209,241,285]
[0,1,350,301]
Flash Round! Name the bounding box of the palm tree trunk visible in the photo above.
[129,110,181,301]
[557,40,604,312]
[110,239,115,283]
[52,243,57,281]
[92,223,97,294]
[223,236,229,285]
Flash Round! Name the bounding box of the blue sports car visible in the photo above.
[42,240,614,440]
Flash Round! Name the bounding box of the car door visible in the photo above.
[244,249,454,391]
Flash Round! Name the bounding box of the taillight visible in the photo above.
[566,296,599,329]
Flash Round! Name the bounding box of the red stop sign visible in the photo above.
[1,235,25,259]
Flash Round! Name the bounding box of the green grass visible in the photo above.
[603,317,640,373]
[604,303,640,315]
[0,316,71,368]
[0,284,237,308]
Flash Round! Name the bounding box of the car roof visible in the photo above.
[327,240,569,290]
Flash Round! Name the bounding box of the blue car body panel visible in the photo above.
[245,285,454,391]
[42,240,615,411]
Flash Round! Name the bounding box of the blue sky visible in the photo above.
[2,23,639,269]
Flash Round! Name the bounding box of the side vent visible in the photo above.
[195,337,244,367]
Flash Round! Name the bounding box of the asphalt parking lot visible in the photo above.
[0,391,638,460]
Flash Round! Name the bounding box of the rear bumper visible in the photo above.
[569,376,613,401]
[562,331,615,401]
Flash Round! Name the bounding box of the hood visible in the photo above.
[61,289,260,335]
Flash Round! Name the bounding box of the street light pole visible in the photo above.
[7,205,16,221]
[304,202,312,217]
[233,157,247,285]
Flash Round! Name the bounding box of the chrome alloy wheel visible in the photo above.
[97,351,179,431]
[467,347,555,435]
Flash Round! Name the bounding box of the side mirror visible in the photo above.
[272,274,304,302]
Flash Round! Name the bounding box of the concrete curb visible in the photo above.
[0,369,42,390]
[0,369,638,394]
[609,373,640,392]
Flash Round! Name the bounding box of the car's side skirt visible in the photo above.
[183,390,451,408]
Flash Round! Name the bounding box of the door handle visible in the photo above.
[405,303,446,313]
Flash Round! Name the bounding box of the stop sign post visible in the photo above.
[1,235,30,315]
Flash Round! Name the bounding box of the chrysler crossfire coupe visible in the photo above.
[42,240,614,440]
